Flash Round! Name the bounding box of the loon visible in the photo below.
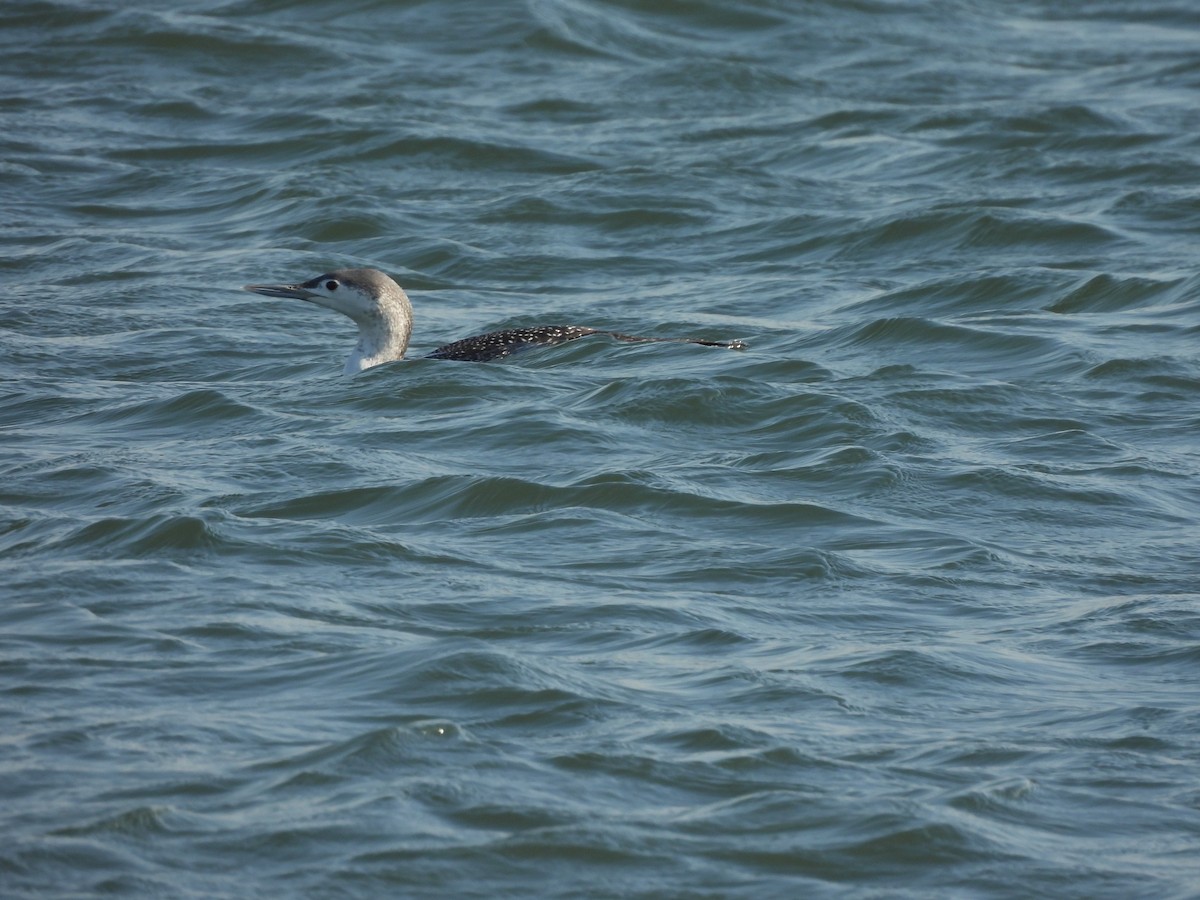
[243,268,746,375]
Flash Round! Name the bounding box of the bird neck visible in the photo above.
[343,291,413,374]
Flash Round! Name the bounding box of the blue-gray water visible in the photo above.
[3,1,1199,896]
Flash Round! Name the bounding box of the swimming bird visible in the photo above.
[243,268,746,375]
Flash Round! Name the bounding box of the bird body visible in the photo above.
[243,268,745,374]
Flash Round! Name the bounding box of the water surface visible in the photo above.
[2,1,1199,896]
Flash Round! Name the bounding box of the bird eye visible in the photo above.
[325,280,339,291]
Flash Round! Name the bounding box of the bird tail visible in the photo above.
[597,331,747,351]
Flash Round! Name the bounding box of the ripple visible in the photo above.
[50,512,226,558]
[1049,272,1189,314]
[840,207,1125,260]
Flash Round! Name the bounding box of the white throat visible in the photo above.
[344,323,401,374]
[337,291,413,374]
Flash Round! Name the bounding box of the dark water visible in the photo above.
[3,1,1200,896]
